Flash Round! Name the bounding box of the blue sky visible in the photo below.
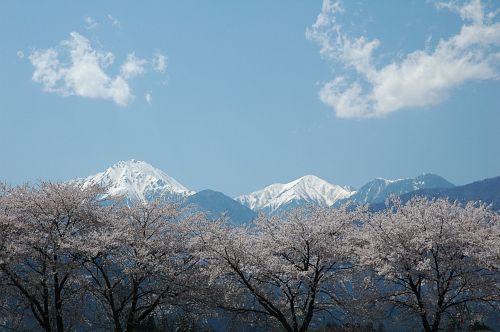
[0,0,499,197]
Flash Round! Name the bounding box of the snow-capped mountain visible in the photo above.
[335,173,454,207]
[236,175,354,215]
[76,159,194,202]
[74,161,462,220]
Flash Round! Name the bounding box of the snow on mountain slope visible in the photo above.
[76,159,194,202]
[335,173,454,207]
[236,175,354,215]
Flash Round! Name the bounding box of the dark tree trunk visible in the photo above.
[125,280,139,332]
[52,255,64,332]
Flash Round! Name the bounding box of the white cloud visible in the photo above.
[152,52,168,73]
[29,32,136,106]
[16,50,24,59]
[306,0,500,118]
[84,16,98,30]
[108,14,121,27]
[120,53,148,79]
[145,92,152,105]
[435,0,487,24]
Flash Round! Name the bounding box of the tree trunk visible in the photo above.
[52,255,64,332]
[113,308,123,332]
[431,312,442,332]
[421,315,432,332]
[299,274,320,332]
[125,280,139,332]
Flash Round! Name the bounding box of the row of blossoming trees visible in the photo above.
[0,182,498,332]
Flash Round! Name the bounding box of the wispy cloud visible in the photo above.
[145,92,152,105]
[152,52,168,73]
[120,53,148,79]
[107,14,120,27]
[16,50,24,59]
[306,0,500,118]
[84,16,98,30]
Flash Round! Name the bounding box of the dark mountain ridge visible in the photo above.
[371,176,500,211]
[182,189,257,225]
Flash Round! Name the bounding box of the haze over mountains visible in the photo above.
[75,160,500,223]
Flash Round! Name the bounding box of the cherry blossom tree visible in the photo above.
[358,197,500,332]
[79,199,202,332]
[198,206,360,332]
[2,180,498,332]
[0,182,108,332]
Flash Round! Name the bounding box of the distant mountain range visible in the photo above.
[398,176,500,210]
[334,173,455,207]
[369,176,500,211]
[74,160,499,224]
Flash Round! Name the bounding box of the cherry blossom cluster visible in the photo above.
[0,183,498,332]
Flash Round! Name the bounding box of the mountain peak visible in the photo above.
[373,177,399,185]
[294,174,323,183]
[116,158,140,164]
[111,159,151,169]
[76,160,193,202]
[236,175,354,215]
[297,174,320,180]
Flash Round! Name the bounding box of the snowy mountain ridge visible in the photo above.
[73,160,456,216]
[235,175,354,215]
[335,173,455,207]
[76,159,194,202]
